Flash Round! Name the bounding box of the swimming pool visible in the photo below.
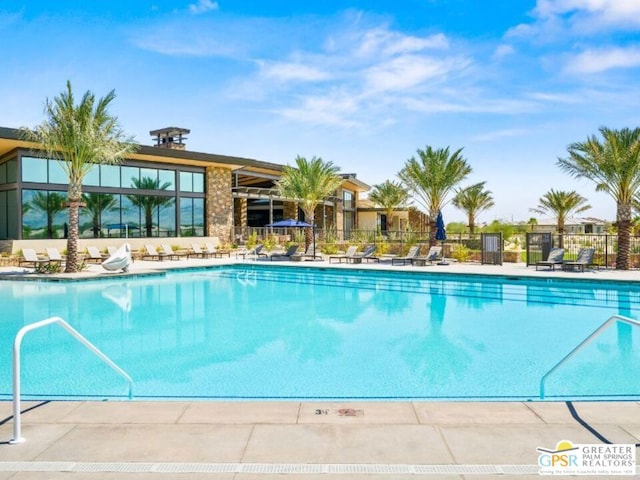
[1,265,639,401]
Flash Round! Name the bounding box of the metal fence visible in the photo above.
[233,227,640,269]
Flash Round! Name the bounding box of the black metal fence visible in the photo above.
[233,226,640,269]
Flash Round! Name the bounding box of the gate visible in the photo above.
[481,233,503,265]
[525,232,553,266]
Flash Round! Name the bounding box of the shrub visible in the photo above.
[451,244,470,263]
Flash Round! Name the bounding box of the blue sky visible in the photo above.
[1,0,639,224]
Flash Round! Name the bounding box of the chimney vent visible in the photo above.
[150,127,190,150]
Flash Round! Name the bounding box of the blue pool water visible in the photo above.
[0,265,639,401]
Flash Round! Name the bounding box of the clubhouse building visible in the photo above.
[0,126,370,250]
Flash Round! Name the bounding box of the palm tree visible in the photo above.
[558,127,640,270]
[367,180,409,234]
[527,217,538,232]
[126,177,173,237]
[82,192,118,238]
[22,81,136,272]
[28,191,67,238]
[452,181,494,234]
[275,156,343,249]
[530,189,591,247]
[398,146,472,246]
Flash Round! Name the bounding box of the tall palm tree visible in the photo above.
[452,181,494,234]
[398,146,472,246]
[82,192,118,238]
[22,81,136,272]
[530,189,591,248]
[126,176,173,237]
[527,217,538,232]
[275,156,343,249]
[558,127,640,270]
[367,180,409,233]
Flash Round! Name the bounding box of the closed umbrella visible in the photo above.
[435,211,448,265]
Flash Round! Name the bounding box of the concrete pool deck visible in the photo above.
[1,257,639,478]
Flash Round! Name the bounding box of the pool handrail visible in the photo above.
[10,316,133,444]
[539,314,640,399]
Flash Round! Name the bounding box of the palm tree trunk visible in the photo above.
[304,210,314,250]
[429,209,438,247]
[468,213,474,235]
[65,195,81,273]
[617,202,632,270]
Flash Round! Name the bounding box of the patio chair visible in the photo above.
[45,247,65,266]
[297,244,323,261]
[329,246,358,263]
[142,244,169,261]
[19,248,50,268]
[204,242,231,258]
[562,248,596,272]
[391,245,421,266]
[236,244,267,260]
[412,246,442,266]
[161,244,188,260]
[85,246,108,263]
[359,245,380,263]
[535,248,565,271]
[269,244,299,261]
[101,243,132,272]
[188,243,209,259]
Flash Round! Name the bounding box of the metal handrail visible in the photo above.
[540,315,640,399]
[10,316,133,444]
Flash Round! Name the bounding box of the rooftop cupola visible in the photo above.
[150,127,190,150]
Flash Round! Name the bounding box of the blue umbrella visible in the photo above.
[266,218,313,228]
[266,218,316,255]
[435,211,448,265]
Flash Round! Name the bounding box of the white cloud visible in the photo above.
[259,61,331,83]
[470,128,528,142]
[565,46,640,73]
[364,55,467,93]
[508,0,640,40]
[492,44,515,60]
[189,0,218,15]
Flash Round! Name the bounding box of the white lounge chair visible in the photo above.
[19,248,50,268]
[102,243,132,272]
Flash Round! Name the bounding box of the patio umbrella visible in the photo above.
[266,218,316,256]
[435,210,448,265]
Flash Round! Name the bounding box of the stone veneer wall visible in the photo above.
[206,166,233,242]
[233,197,247,241]
[283,201,298,220]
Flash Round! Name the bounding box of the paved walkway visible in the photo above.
[1,257,639,478]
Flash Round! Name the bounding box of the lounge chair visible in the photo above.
[412,246,442,266]
[391,245,421,266]
[329,246,358,263]
[297,244,323,261]
[19,248,50,268]
[535,248,565,271]
[161,244,187,260]
[107,246,118,256]
[359,245,380,263]
[269,244,299,261]
[204,242,231,258]
[236,244,267,260]
[45,247,65,266]
[188,243,209,259]
[85,246,108,263]
[562,248,596,272]
[142,244,170,261]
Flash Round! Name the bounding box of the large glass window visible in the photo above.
[159,169,175,190]
[120,195,141,238]
[0,191,6,238]
[180,197,204,236]
[159,198,176,237]
[121,166,139,189]
[22,189,68,239]
[100,164,120,188]
[79,192,120,238]
[84,164,100,186]
[22,157,48,182]
[49,160,67,184]
[179,171,193,192]
[193,173,204,193]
